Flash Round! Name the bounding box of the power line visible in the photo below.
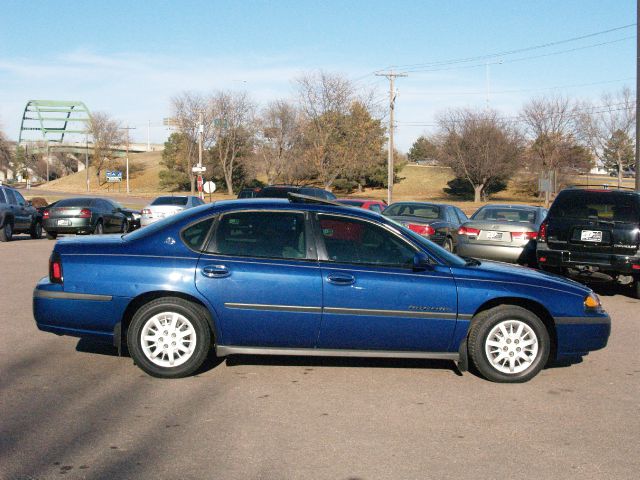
[382,23,636,72]
[400,36,634,74]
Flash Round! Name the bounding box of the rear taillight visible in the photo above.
[458,226,480,236]
[49,252,63,284]
[538,221,548,243]
[142,208,152,215]
[407,223,435,236]
[512,231,538,241]
[79,208,92,218]
[43,210,50,219]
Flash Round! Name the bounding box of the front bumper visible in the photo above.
[537,245,640,275]
[554,313,611,357]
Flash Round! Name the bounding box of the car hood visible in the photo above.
[451,259,591,296]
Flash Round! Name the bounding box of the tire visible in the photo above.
[94,221,104,235]
[0,221,13,242]
[46,231,58,240]
[127,297,212,378]
[442,237,453,252]
[468,305,550,383]
[121,220,129,233]
[30,221,43,239]
[633,277,640,300]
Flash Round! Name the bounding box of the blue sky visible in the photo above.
[0,0,635,150]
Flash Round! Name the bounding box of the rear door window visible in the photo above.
[0,189,7,204]
[181,217,215,251]
[208,211,307,260]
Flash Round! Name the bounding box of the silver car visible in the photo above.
[140,195,205,227]
[456,204,548,265]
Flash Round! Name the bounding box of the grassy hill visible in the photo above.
[35,155,637,215]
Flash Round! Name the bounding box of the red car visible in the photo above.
[338,198,387,213]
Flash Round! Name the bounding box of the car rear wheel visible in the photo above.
[30,221,42,239]
[633,277,640,300]
[0,221,13,242]
[127,298,212,378]
[468,305,549,383]
[94,221,104,235]
[121,220,129,233]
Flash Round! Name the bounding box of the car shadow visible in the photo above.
[224,354,463,376]
[75,337,120,357]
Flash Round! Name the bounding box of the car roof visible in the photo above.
[210,198,383,218]
[477,204,540,210]
[387,201,447,207]
[338,198,383,202]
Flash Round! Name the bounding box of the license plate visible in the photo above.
[486,231,504,240]
[57,219,71,226]
[580,230,602,242]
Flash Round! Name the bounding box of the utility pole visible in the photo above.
[45,141,49,183]
[120,125,136,194]
[85,131,90,192]
[636,4,639,192]
[197,110,204,199]
[376,71,407,204]
[147,120,151,151]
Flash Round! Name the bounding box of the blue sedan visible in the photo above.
[33,196,610,382]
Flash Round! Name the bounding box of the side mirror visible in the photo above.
[413,252,434,271]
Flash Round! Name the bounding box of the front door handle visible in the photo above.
[201,265,230,278]
[326,273,355,285]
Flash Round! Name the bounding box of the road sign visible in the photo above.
[106,170,122,183]
[192,166,207,173]
[197,175,203,192]
[203,181,216,194]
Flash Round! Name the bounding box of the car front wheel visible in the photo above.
[30,221,43,239]
[127,297,212,378]
[468,305,549,383]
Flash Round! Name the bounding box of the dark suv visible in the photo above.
[0,185,42,241]
[537,187,640,297]
[254,185,337,200]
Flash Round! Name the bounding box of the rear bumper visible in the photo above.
[43,218,93,234]
[555,313,611,357]
[537,244,640,275]
[457,242,530,263]
[33,278,130,341]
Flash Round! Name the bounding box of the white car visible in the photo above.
[140,195,205,227]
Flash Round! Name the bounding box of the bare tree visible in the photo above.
[88,112,124,184]
[0,128,12,178]
[256,100,301,184]
[206,91,256,195]
[436,108,522,202]
[577,87,636,187]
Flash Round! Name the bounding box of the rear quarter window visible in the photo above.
[0,189,6,204]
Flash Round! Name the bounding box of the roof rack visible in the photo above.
[287,193,344,206]
[567,184,637,191]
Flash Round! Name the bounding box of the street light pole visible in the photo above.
[119,125,136,194]
[85,132,90,192]
[45,141,49,182]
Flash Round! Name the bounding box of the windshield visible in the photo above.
[124,203,212,241]
[384,203,441,220]
[472,207,537,223]
[383,217,467,267]
[151,196,189,206]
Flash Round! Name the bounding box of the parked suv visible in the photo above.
[0,185,42,241]
[255,185,337,200]
[537,187,640,297]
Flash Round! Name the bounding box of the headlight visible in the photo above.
[584,293,601,309]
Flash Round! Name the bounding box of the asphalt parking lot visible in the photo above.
[1,237,638,480]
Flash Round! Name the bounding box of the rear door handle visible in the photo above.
[201,265,230,278]
[326,273,355,285]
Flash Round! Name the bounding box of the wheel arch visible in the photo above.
[470,296,557,361]
[117,291,218,354]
